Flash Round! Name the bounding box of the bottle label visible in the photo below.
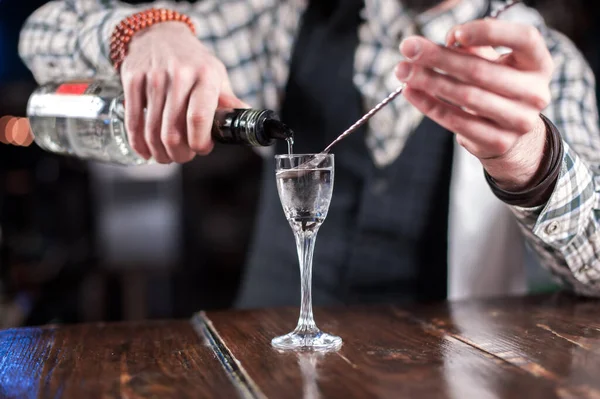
[56,82,90,95]
[55,81,103,96]
[28,81,106,119]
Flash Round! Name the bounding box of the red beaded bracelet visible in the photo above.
[109,8,196,72]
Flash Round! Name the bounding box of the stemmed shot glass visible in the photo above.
[272,154,342,351]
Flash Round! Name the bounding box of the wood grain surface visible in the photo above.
[2,293,599,398]
[414,293,600,398]
[0,320,239,399]
[201,303,571,399]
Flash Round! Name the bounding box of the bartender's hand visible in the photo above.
[120,22,248,163]
[396,19,554,191]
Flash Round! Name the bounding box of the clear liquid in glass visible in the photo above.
[277,168,332,231]
[272,154,342,351]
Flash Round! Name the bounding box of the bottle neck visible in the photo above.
[113,93,293,147]
[214,108,294,146]
[113,93,126,122]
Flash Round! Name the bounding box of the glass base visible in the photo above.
[271,330,342,352]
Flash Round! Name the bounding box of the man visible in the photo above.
[19,0,600,308]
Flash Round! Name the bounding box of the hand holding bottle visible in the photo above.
[121,21,249,164]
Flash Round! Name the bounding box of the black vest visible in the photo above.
[236,0,454,308]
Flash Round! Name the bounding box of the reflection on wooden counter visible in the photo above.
[1,293,599,398]
[199,304,561,398]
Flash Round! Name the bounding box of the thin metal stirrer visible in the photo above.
[301,0,521,168]
[322,84,406,154]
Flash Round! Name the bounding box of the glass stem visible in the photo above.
[293,228,319,334]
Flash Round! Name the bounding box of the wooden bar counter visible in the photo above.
[1,293,599,398]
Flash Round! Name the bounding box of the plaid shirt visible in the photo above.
[18,0,600,296]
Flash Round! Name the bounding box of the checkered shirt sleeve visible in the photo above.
[18,0,281,107]
[510,24,600,297]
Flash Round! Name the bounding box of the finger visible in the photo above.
[218,93,249,109]
[446,24,467,48]
[144,70,171,163]
[457,45,500,62]
[446,28,501,62]
[122,72,151,159]
[186,77,219,155]
[396,62,540,134]
[399,37,550,109]
[219,73,250,109]
[453,19,553,74]
[403,87,520,159]
[446,26,503,64]
[161,67,196,163]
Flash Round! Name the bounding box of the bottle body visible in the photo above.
[27,80,147,165]
[27,80,292,166]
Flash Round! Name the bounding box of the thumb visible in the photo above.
[218,92,250,109]
[219,77,251,109]
[459,45,501,62]
[446,25,500,62]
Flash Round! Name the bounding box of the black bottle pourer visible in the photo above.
[212,108,294,147]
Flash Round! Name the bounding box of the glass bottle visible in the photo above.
[26,80,293,165]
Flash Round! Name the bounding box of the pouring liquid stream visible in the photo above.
[286,137,294,157]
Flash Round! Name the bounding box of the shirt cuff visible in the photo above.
[484,114,563,208]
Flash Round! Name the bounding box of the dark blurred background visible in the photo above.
[0,0,599,327]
